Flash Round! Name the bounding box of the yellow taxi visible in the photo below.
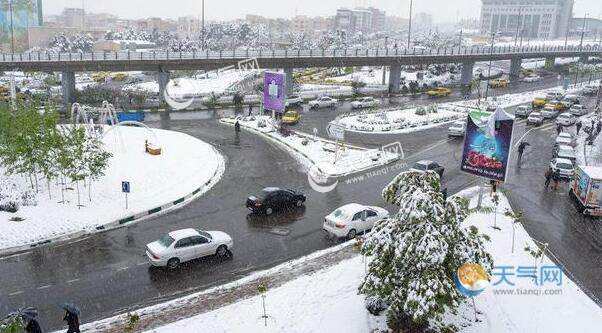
[545,100,566,111]
[426,87,452,97]
[282,111,301,125]
[532,96,548,108]
[488,79,508,88]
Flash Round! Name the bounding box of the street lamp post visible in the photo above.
[201,0,205,50]
[8,0,15,53]
[484,30,496,99]
[407,0,413,49]
[579,13,588,50]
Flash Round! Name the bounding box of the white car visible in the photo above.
[448,120,467,137]
[285,95,303,107]
[523,75,542,83]
[146,229,233,269]
[515,105,531,118]
[546,91,564,101]
[554,145,576,162]
[557,132,576,146]
[541,106,559,119]
[582,85,598,95]
[556,113,576,126]
[550,158,575,179]
[308,96,338,109]
[527,112,544,126]
[351,97,381,109]
[570,104,587,116]
[323,203,389,239]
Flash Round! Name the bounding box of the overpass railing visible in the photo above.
[0,44,600,63]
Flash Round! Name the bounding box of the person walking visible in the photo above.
[61,303,81,333]
[517,141,530,166]
[25,318,42,333]
[552,169,561,191]
[248,105,253,116]
[544,168,553,189]
[556,123,562,135]
[596,120,602,135]
[576,120,582,135]
[234,121,241,133]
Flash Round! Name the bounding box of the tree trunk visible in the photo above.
[76,180,81,208]
[88,178,92,202]
[47,179,52,200]
[34,172,39,193]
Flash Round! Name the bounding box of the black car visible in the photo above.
[411,160,445,178]
[246,187,306,215]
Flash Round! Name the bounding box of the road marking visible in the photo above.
[37,285,52,290]
[8,291,24,296]
[117,266,129,272]
[66,278,80,284]
[408,138,452,159]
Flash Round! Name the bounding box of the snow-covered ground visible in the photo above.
[336,81,598,135]
[220,115,399,177]
[127,188,601,333]
[0,126,225,252]
[123,69,259,97]
[522,57,580,70]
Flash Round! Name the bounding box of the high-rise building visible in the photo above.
[480,0,574,39]
[62,7,85,28]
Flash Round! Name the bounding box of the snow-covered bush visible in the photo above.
[415,106,427,116]
[359,171,493,331]
[365,296,388,316]
[0,179,21,213]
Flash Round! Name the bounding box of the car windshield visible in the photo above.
[197,230,212,240]
[557,162,573,170]
[414,163,428,170]
[331,209,351,219]
[158,234,175,247]
[558,149,574,156]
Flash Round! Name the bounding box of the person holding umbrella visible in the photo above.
[61,303,80,333]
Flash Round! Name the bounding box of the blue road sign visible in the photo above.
[122,181,130,193]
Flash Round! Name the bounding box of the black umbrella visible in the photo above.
[4,307,38,322]
[60,303,80,316]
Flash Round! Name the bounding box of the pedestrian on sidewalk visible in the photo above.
[61,304,81,333]
[552,169,561,190]
[597,121,602,135]
[576,120,582,135]
[517,141,530,166]
[234,121,241,133]
[556,124,562,135]
[248,104,253,116]
[25,318,42,333]
[544,168,553,189]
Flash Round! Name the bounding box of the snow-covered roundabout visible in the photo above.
[0,126,225,254]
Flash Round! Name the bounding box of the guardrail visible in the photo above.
[0,44,601,63]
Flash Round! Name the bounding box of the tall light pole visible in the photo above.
[407,0,413,49]
[579,13,588,49]
[484,30,496,99]
[201,0,205,50]
[8,0,15,53]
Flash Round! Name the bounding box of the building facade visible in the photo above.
[480,0,574,39]
[0,0,43,51]
[334,7,386,34]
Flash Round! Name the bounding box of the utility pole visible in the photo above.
[9,0,15,53]
[514,6,523,46]
[407,0,413,49]
[484,30,496,99]
[579,13,588,50]
[201,0,205,49]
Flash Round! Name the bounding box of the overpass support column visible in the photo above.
[388,65,401,94]
[284,68,294,96]
[61,71,75,112]
[579,55,589,63]
[158,69,170,110]
[461,61,475,86]
[544,57,556,70]
[510,58,522,83]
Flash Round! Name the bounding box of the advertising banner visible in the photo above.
[460,108,515,182]
[263,71,285,112]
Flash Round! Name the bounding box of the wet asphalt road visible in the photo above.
[1,74,601,331]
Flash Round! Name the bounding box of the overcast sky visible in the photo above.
[43,0,602,22]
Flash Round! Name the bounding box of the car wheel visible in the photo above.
[216,245,228,258]
[347,229,357,240]
[265,207,273,215]
[296,200,303,207]
[166,258,180,270]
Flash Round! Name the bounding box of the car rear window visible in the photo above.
[332,209,350,219]
[557,162,573,169]
[414,163,428,171]
[158,234,175,247]
[197,230,212,240]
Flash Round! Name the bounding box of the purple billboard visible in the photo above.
[263,71,286,112]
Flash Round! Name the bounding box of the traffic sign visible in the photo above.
[121,181,130,193]
[327,122,345,140]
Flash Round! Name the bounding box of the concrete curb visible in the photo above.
[0,150,226,258]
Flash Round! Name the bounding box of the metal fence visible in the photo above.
[0,44,601,63]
